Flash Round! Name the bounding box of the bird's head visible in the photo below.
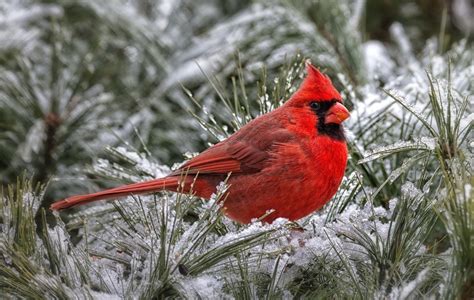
[286,61,350,140]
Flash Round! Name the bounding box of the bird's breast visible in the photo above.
[222,136,348,223]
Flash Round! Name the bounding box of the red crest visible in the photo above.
[290,61,342,103]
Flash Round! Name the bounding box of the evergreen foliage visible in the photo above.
[1,0,472,298]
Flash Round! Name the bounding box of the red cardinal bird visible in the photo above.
[51,62,350,224]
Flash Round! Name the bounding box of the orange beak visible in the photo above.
[325,102,350,124]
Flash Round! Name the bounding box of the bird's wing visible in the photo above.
[171,128,294,176]
[171,143,242,175]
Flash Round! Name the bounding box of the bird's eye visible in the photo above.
[310,101,320,110]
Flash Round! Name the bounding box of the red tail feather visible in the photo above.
[50,177,181,210]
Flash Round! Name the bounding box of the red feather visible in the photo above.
[51,62,349,224]
[50,177,182,210]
